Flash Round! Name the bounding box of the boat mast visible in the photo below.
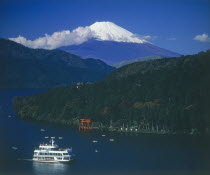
[51,137,55,146]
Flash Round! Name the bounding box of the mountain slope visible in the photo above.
[60,39,180,65]
[113,55,164,68]
[0,38,115,88]
[13,50,210,134]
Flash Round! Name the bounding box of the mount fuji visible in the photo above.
[10,21,180,65]
[60,22,180,64]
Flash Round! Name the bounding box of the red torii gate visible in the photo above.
[79,119,92,131]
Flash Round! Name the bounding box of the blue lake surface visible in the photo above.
[0,89,210,175]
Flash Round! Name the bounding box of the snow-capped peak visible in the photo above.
[89,21,147,44]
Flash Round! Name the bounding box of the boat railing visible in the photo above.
[33,155,68,158]
[33,154,70,157]
[40,144,57,146]
[34,148,72,151]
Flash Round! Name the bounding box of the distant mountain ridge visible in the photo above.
[113,55,164,68]
[0,38,115,88]
[60,39,180,65]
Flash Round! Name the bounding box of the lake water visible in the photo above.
[0,90,210,175]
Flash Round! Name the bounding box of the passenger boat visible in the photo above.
[33,137,75,163]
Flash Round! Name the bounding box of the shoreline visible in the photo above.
[16,116,205,136]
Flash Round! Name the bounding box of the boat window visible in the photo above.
[63,157,69,160]
[63,153,69,155]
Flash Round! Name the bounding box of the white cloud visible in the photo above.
[168,37,176,40]
[9,22,156,49]
[142,35,152,39]
[193,33,210,42]
[134,34,157,41]
[9,26,94,49]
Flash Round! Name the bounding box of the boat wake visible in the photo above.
[17,158,33,161]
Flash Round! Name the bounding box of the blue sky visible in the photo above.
[0,0,210,55]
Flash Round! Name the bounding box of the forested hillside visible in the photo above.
[113,55,164,68]
[0,38,115,88]
[13,50,210,134]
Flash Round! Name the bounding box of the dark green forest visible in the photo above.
[13,50,210,134]
[0,38,114,88]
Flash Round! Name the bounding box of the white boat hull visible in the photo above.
[33,158,74,163]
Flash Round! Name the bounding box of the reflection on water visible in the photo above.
[32,162,70,175]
